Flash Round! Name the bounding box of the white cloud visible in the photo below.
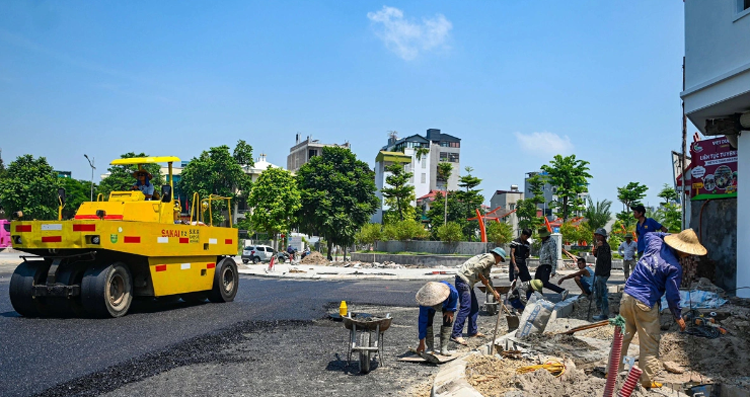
[366,6,452,61]
[514,131,574,157]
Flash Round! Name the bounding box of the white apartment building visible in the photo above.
[682,0,750,298]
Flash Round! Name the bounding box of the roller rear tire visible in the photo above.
[208,257,238,303]
[9,261,50,317]
[46,264,87,318]
[81,262,133,318]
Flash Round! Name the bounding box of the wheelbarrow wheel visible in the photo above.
[359,332,371,374]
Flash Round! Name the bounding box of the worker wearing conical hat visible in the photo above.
[415,281,458,355]
[619,229,707,389]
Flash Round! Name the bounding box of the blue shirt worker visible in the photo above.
[416,281,458,355]
[619,229,706,390]
[632,204,667,256]
[131,167,154,199]
[451,247,506,346]
[557,257,595,296]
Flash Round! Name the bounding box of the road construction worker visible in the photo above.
[416,281,458,355]
[619,229,706,389]
[557,257,594,297]
[131,167,154,199]
[508,279,543,310]
[592,227,612,321]
[451,247,506,346]
[536,228,568,300]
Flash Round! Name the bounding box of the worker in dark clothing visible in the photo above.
[592,228,612,321]
[535,227,568,301]
[509,228,532,282]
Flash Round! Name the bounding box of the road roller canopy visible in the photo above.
[110,156,180,165]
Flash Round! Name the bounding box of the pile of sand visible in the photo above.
[300,251,329,265]
[465,355,534,396]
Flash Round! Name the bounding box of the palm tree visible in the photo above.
[583,197,612,230]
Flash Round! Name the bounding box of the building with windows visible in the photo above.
[490,185,524,236]
[372,128,461,223]
[287,134,351,173]
[682,0,749,297]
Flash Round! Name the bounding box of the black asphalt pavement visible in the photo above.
[0,273,427,397]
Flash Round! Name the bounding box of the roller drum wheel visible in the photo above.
[9,261,50,317]
[208,257,238,303]
[81,262,133,318]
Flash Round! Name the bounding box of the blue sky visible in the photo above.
[0,1,692,210]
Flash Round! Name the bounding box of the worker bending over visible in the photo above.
[451,247,506,345]
[416,281,458,355]
[619,229,706,389]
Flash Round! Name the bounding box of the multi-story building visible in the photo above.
[524,171,588,219]
[490,185,524,236]
[287,134,351,173]
[682,0,749,297]
[372,128,461,223]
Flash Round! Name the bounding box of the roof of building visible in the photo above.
[245,154,280,174]
[493,189,523,196]
[416,190,450,202]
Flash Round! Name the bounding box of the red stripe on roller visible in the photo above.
[224,239,233,245]
[155,264,167,272]
[74,215,98,220]
[73,224,96,232]
[124,236,141,243]
[206,263,216,269]
[104,215,124,220]
[179,237,189,244]
[15,225,32,232]
[42,236,62,243]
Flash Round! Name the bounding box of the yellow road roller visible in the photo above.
[8,156,239,318]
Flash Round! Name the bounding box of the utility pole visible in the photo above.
[84,154,96,201]
[681,57,688,230]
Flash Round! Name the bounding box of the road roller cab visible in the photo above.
[8,156,240,318]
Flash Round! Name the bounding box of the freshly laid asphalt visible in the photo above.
[0,255,622,397]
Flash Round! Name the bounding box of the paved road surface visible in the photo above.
[0,255,619,397]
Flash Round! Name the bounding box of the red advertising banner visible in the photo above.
[690,137,737,200]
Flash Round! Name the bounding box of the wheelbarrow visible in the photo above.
[343,313,392,374]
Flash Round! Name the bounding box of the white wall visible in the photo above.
[737,133,750,298]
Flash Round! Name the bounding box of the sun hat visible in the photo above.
[491,247,507,262]
[132,166,153,180]
[530,279,543,292]
[415,282,451,307]
[537,227,551,238]
[624,234,633,239]
[594,228,608,238]
[664,229,707,256]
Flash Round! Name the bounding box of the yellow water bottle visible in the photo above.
[339,301,348,317]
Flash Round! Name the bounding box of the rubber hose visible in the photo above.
[617,365,643,397]
[603,326,624,397]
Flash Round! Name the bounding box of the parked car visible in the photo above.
[242,245,276,264]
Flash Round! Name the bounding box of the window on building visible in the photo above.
[743,0,750,11]
[450,142,460,148]
[510,203,516,210]
[421,173,426,183]
[421,159,426,169]
[440,141,450,147]
[308,149,318,159]
[448,153,459,163]
[404,163,411,173]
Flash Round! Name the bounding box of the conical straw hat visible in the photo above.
[664,228,707,256]
[415,282,451,307]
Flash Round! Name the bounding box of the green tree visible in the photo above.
[415,147,430,161]
[436,162,453,226]
[0,155,59,220]
[381,163,415,222]
[540,155,592,222]
[526,172,547,206]
[435,221,464,243]
[560,221,594,246]
[233,139,255,166]
[658,184,679,205]
[355,223,383,249]
[383,219,429,241]
[98,152,164,199]
[296,147,379,260]
[515,198,542,232]
[180,142,253,225]
[653,203,681,233]
[58,178,98,219]
[582,197,612,231]
[247,167,300,250]
[456,166,484,240]
[616,182,649,228]
[426,191,464,230]
[486,221,513,245]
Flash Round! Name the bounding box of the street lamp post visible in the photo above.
[84,154,95,201]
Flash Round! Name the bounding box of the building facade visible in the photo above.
[682,0,749,297]
[490,185,524,236]
[287,134,351,173]
[372,129,461,223]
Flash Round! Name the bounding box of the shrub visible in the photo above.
[355,223,383,246]
[435,221,464,243]
[383,219,429,241]
[486,221,513,245]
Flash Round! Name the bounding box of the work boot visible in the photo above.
[439,325,453,355]
[425,326,434,353]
